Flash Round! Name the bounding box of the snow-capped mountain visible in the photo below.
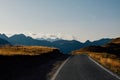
[3,32,76,42]
[23,32,76,42]
[1,32,76,42]
[0,33,112,53]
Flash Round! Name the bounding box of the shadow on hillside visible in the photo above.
[81,46,120,57]
[0,53,69,80]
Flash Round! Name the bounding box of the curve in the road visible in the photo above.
[52,55,120,80]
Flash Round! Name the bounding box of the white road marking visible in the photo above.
[50,56,72,80]
[89,57,120,80]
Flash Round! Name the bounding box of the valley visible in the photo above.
[0,34,119,80]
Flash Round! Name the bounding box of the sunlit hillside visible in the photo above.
[109,37,120,44]
[0,46,58,55]
[72,37,120,75]
[0,46,68,80]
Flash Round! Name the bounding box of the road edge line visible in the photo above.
[50,56,72,80]
[89,57,120,80]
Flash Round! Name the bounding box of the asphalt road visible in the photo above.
[53,55,120,80]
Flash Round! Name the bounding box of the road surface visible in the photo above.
[52,55,120,80]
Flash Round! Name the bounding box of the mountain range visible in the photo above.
[0,33,112,53]
[77,37,120,56]
[0,38,11,46]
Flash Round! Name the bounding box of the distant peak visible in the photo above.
[10,34,28,39]
[0,33,9,39]
[12,34,26,37]
[23,32,77,41]
[85,40,91,43]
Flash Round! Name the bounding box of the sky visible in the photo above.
[0,0,120,42]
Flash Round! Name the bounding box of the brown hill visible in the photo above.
[77,46,106,52]
[74,37,120,56]
[72,37,120,75]
[109,37,120,44]
[0,46,68,80]
[0,46,60,56]
[104,37,120,48]
[104,37,120,56]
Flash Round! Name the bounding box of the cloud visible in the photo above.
[24,32,76,40]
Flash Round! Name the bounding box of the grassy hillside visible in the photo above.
[108,37,120,44]
[72,37,120,75]
[72,51,120,75]
[0,46,58,55]
[0,46,69,80]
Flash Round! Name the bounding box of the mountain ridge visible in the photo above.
[75,37,120,56]
[0,33,112,53]
[0,38,11,46]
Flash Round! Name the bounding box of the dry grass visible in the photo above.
[72,51,120,75]
[0,46,57,55]
[110,37,120,44]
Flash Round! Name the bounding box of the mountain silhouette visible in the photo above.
[83,38,111,47]
[0,38,11,46]
[9,34,51,46]
[0,34,112,53]
[52,40,83,53]
[0,34,9,40]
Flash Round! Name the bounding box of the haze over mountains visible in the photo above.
[0,33,112,53]
[5,33,75,42]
